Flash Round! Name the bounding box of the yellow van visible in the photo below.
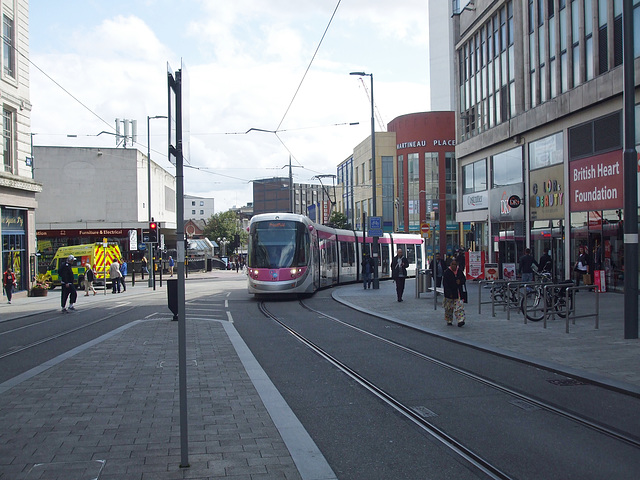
[46,243,122,288]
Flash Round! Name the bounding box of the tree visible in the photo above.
[328,211,350,229]
[203,211,247,255]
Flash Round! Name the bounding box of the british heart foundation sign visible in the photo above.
[569,150,623,212]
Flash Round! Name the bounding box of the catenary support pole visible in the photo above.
[622,0,638,339]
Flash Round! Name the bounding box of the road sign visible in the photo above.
[420,222,431,238]
[368,216,383,237]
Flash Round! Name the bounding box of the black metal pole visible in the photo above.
[369,73,379,289]
[622,0,638,339]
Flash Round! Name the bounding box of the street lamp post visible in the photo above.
[351,71,378,289]
[147,115,167,288]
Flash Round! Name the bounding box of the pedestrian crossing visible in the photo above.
[185,296,229,322]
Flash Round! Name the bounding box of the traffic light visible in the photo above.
[149,221,158,243]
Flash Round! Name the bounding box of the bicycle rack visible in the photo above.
[564,285,599,333]
[478,279,499,315]
[541,283,575,328]
[488,280,509,317]
[505,281,534,321]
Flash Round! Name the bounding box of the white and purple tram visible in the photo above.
[247,213,425,295]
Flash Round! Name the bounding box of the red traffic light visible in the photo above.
[149,222,157,230]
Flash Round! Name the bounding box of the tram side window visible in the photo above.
[340,242,355,267]
[405,244,416,264]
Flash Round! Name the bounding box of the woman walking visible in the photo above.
[442,259,466,327]
[3,267,16,304]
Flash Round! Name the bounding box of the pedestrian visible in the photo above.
[430,252,446,288]
[169,256,175,276]
[456,248,466,273]
[593,240,603,271]
[60,255,77,312]
[391,248,409,302]
[83,263,97,296]
[361,252,374,289]
[109,259,121,293]
[443,259,466,327]
[3,266,16,304]
[119,258,127,292]
[539,250,552,273]
[574,245,590,285]
[518,248,539,282]
[141,255,148,276]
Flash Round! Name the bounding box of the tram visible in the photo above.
[247,213,425,295]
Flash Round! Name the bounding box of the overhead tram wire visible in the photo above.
[274,0,343,134]
[14,44,114,132]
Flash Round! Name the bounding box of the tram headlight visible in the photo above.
[290,268,298,277]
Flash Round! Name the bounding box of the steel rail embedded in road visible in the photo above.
[0,306,138,360]
[299,300,640,450]
[259,301,514,480]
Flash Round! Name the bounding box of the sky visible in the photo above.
[29,0,432,213]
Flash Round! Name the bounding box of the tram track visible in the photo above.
[297,300,640,450]
[258,300,640,479]
[259,301,513,480]
[0,305,138,360]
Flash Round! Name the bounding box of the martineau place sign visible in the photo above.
[396,139,456,149]
[569,150,623,212]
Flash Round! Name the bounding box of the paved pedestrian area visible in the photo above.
[333,278,640,394]
[0,275,336,480]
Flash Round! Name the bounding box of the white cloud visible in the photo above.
[30,1,432,213]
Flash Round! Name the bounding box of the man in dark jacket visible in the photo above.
[430,253,447,288]
[518,248,539,282]
[391,248,409,302]
[59,255,77,312]
[361,253,374,289]
[455,248,466,273]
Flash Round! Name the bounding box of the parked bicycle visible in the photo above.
[490,281,522,310]
[521,271,574,321]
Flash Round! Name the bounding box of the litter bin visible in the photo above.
[416,269,432,297]
[167,278,178,320]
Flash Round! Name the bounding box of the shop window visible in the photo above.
[529,132,564,170]
[462,159,487,194]
[492,147,523,187]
